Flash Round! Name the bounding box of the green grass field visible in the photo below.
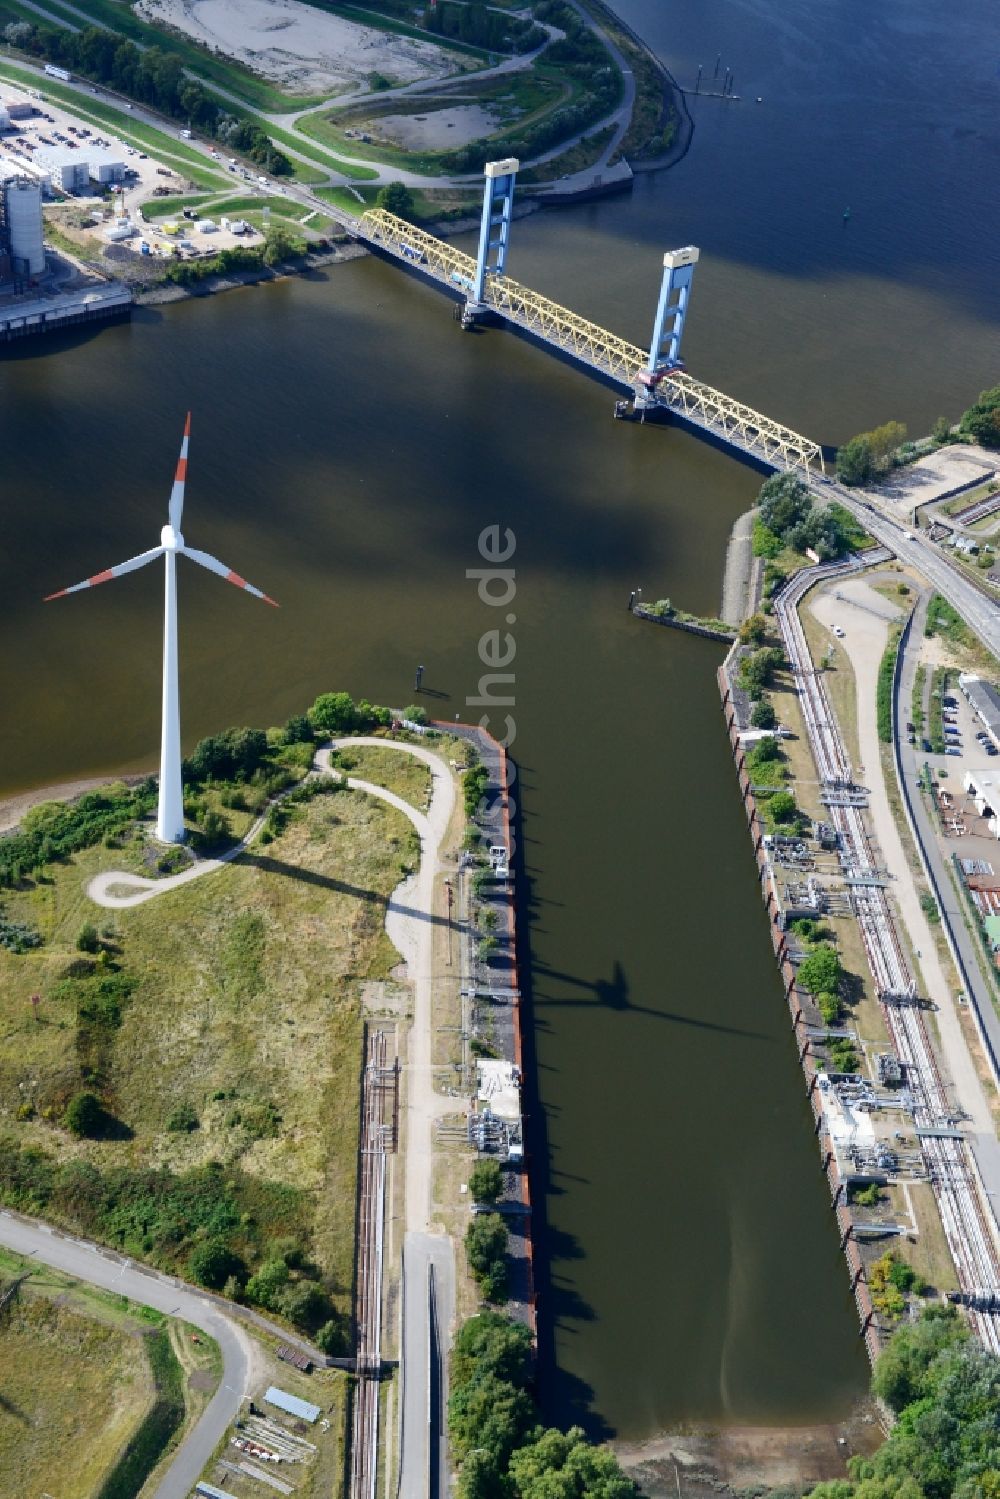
[336,743,433,810]
[0,784,417,1296]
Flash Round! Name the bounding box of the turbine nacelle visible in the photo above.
[161,524,185,552]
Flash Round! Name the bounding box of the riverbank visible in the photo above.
[135,240,367,305]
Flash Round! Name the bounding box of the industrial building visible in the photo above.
[960,674,1000,750]
[0,171,45,287]
[963,770,1000,837]
[36,146,126,194]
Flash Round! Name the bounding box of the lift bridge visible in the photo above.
[353,159,824,476]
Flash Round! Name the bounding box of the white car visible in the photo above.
[833,625,846,638]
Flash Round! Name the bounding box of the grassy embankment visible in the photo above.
[4,0,328,112]
[0,1245,220,1498]
[0,779,418,1323]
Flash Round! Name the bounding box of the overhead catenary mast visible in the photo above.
[44,414,278,844]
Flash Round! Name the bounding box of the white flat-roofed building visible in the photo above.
[37,147,89,193]
[88,147,126,184]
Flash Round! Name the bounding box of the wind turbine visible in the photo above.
[44,414,278,845]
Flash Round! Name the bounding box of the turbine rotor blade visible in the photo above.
[168,412,191,532]
[182,545,279,607]
[44,546,164,601]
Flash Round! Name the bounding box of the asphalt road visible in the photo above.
[0,1210,253,1499]
[815,476,1000,658]
[892,596,1000,1209]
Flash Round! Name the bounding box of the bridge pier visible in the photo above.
[463,158,519,328]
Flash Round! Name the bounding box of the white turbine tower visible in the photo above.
[45,414,277,845]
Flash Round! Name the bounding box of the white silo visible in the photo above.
[5,177,45,275]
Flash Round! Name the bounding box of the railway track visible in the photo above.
[351,1029,393,1499]
[773,558,1000,1351]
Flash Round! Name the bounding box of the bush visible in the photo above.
[166,1102,199,1133]
[189,1238,245,1290]
[876,630,900,744]
[403,704,429,725]
[64,1090,104,1138]
[76,921,100,953]
[739,613,768,644]
[817,991,840,1024]
[959,383,1000,448]
[0,781,157,889]
[469,1158,503,1204]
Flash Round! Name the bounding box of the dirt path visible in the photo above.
[321,738,457,1235]
[809,579,995,1136]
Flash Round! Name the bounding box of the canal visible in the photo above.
[1,0,997,1443]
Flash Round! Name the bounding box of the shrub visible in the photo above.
[403,704,429,725]
[739,612,768,645]
[64,1090,104,1139]
[817,991,840,1024]
[244,1256,290,1309]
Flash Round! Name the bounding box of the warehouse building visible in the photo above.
[960,674,1000,750]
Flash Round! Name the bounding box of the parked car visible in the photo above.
[922,738,933,752]
[988,745,999,757]
[946,747,961,756]
[943,696,958,707]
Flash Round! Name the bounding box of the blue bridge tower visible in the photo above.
[636,246,700,405]
[464,157,519,323]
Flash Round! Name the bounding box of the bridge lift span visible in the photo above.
[355,161,824,476]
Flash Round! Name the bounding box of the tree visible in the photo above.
[758,473,811,536]
[750,735,780,764]
[404,704,429,725]
[932,416,953,444]
[768,790,797,824]
[451,1311,534,1391]
[509,1427,637,1499]
[739,612,767,645]
[64,1090,104,1138]
[309,691,358,735]
[750,698,776,729]
[263,224,303,267]
[448,1370,535,1467]
[283,714,313,744]
[188,1237,243,1290]
[469,1158,504,1204]
[278,1278,335,1333]
[466,1213,508,1300]
[837,434,875,486]
[959,384,1000,449]
[797,943,842,995]
[870,1305,967,1413]
[376,181,416,220]
[244,1257,290,1309]
[76,921,99,953]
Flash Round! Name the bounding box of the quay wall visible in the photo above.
[717,657,882,1365]
[435,721,536,1339]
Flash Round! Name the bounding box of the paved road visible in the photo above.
[0,1210,255,1499]
[399,1232,455,1499]
[814,476,1000,658]
[892,593,1000,1211]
